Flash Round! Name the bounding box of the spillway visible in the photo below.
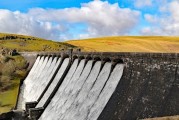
[36,58,70,108]
[16,56,45,109]
[16,56,41,109]
[39,59,86,120]
[0,51,178,120]
[17,56,61,110]
[87,64,124,120]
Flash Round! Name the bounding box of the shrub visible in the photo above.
[0,55,27,92]
[0,75,11,82]
[1,60,15,76]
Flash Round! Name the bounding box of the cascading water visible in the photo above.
[63,62,112,120]
[17,57,124,120]
[36,58,70,108]
[56,60,93,119]
[86,64,124,120]
[24,56,48,97]
[12,52,178,120]
[39,59,85,120]
[26,57,53,102]
[61,61,102,120]
[27,57,61,102]
[17,56,43,109]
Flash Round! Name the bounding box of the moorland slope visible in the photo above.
[67,36,179,53]
[0,33,76,52]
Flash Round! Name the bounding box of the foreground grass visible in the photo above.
[67,36,179,52]
[0,55,27,113]
[0,79,19,113]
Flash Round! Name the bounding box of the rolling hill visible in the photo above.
[1,33,179,53]
[0,33,76,52]
[66,36,179,53]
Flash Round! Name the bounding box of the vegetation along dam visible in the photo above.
[0,50,178,120]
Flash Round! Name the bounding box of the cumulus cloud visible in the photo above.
[0,1,140,41]
[0,9,65,40]
[134,0,153,8]
[141,0,179,36]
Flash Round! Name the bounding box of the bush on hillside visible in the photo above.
[1,61,15,76]
[0,55,27,91]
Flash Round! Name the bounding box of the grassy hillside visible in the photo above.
[67,36,179,53]
[1,33,179,53]
[0,33,76,52]
[0,55,27,113]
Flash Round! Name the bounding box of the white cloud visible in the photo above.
[141,0,179,36]
[134,0,153,8]
[0,1,140,41]
[0,9,66,40]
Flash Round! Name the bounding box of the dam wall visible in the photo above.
[98,53,179,120]
[0,51,178,120]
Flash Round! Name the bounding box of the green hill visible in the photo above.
[0,33,76,52]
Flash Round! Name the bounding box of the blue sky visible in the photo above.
[0,0,178,41]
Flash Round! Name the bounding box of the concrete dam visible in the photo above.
[0,50,178,120]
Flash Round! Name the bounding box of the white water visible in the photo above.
[25,56,48,95]
[18,57,124,120]
[23,56,41,84]
[36,58,70,108]
[27,57,60,102]
[22,56,48,109]
[17,56,44,109]
[61,61,102,120]
[63,62,112,120]
[56,60,93,119]
[39,59,84,120]
[87,64,124,120]
[26,57,53,101]
[24,56,45,89]
[16,56,41,109]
